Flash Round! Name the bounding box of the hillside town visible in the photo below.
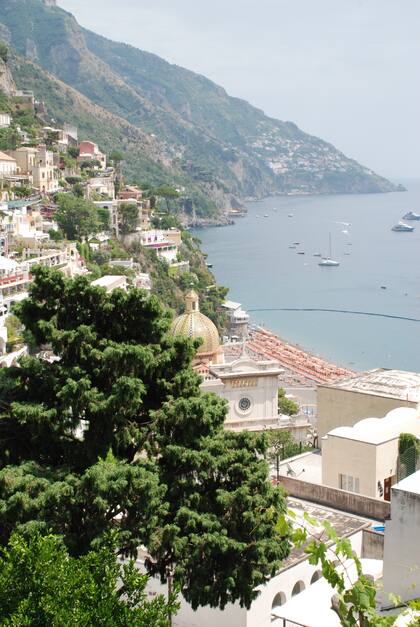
[0,6,419,627]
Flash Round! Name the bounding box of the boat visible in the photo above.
[380,286,387,290]
[313,253,322,257]
[289,245,297,249]
[288,213,293,217]
[403,211,420,221]
[319,233,340,267]
[206,263,213,269]
[264,214,269,218]
[297,251,305,255]
[392,222,415,232]
[293,242,300,245]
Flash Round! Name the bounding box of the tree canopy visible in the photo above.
[0,268,289,609]
[55,192,109,240]
[119,201,139,234]
[0,531,177,626]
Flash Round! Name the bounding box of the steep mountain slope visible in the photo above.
[0,0,399,206]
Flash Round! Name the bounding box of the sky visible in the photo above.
[58,0,420,179]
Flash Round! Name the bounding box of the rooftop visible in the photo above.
[326,407,420,445]
[280,496,371,570]
[322,368,420,402]
[392,468,420,495]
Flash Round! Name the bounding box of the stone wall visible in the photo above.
[362,529,384,560]
[279,476,391,520]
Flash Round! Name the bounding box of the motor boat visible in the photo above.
[403,211,420,221]
[392,222,415,232]
[313,253,322,257]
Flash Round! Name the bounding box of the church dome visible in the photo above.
[171,290,221,359]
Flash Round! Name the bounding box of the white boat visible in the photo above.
[403,211,420,221]
[392,222,415,232]
[288,213,293,217]
[319,258,340,267]
[319,233,340,267]
[264,214,269,218]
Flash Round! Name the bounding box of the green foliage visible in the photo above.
[55,192,103,240]
[0,531,177,626]
[48,228,63,242]
[0,268,289,609]
[67,145,80,159]
[268,430,310,482]
[278,388,299,416]
[399,433,419,455]
[281,513,395,627]
[109,149,124,163]
[119,201,139,234]
[0,43,8,63]
[0,127,19,151]
[5,315,23,348]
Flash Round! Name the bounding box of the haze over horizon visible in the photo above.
[59,0,420,180]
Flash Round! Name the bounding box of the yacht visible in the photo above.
[319,233,340,267]
[392,222,415,232]
[403,211,420,221]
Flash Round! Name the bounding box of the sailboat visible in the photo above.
[319,233,340,267]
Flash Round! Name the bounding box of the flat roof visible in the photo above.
[280,496,370,570]
[392,469,420,495]
[91,275,126,288]
[321,368,420,402]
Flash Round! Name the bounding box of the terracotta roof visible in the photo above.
[0,151,16,162]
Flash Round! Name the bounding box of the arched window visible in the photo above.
[291,580,305,597]
[311,570,322,584]
[272,592,286,609]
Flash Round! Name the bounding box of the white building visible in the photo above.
[0,113,11,128]
[202,354,284,431]
[0,151,17,176]
[322,407,420,500]
[383,470,420,609]
[140,498,379,627]
[91,275,128,293]
[140,229,178,263]
[317,369,420,440]
[222,300,250,340]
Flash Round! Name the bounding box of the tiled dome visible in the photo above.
[171,290,220,358]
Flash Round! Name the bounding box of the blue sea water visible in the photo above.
[193,180,420,372]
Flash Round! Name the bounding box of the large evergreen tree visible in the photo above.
[0,267,289,609]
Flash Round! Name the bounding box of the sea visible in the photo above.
[192,179,420,372]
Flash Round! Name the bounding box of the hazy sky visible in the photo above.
[59,0,420,179]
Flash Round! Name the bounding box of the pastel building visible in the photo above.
[78,141,106,170]
[322,406,420,500]
[317,369,420,440]
[8,145,60,193]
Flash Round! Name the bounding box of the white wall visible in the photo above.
[138,532,363,627]
[383,479,420,606]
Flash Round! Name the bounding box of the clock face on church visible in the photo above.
[238,397,252,413]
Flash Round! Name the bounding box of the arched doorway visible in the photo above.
[291,580,305,597]
[311,570,322,584]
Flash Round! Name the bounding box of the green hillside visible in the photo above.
[0,0,400,215]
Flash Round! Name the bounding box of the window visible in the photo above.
[339,474,360,494]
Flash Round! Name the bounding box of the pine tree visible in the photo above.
[0,267,289,608]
